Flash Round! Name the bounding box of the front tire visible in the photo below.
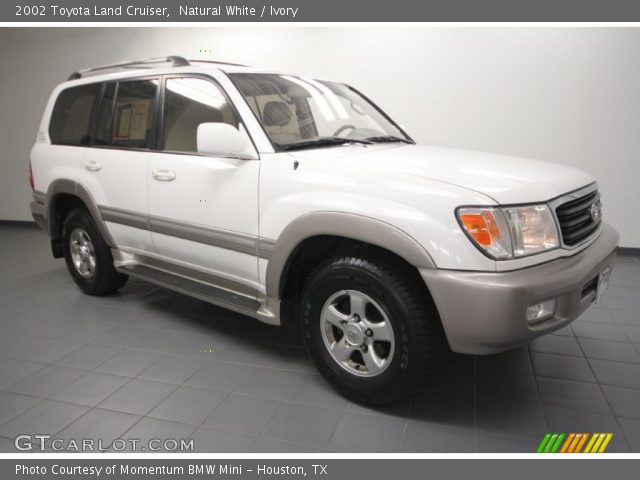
[300,253,443,405]
[62,208,128,295]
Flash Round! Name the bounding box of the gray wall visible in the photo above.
[1,27,638,247]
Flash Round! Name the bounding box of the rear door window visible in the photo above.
[94,79,159,149]
[94,83,116,146]
[49,83,101,146]
[111,80,158,149]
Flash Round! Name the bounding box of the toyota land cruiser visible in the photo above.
[29,56,618,404]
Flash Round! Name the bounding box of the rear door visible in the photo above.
[77,78,159,252]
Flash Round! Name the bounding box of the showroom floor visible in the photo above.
[1,224,639,453]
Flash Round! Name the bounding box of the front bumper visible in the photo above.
[420,223,619,354]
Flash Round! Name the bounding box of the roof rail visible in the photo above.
[188,59,249,67]
[67,56,190,81]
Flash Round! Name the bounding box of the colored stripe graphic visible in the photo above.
[560,433,575,453]
[537,433,613,453]
[568,433,582,453]
[574,433,589,453]
[537,433,566,453]
[544,434,558,453]
[536,434,552,453]
[598,433,613,453]
[584,433,599,453]
[550,433,565,453]
[584,433,614,453]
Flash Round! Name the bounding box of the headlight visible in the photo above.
[457,204,559,259]
[503,205,560,256]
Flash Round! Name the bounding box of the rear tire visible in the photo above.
[300,253,443,405]
[62,208,128,295]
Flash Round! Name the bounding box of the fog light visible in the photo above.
[527,299,556,323]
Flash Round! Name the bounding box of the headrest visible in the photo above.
[263,101,292,127]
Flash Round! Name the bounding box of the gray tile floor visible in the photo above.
[1,224,639,453]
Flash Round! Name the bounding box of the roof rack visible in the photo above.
[188,59,249,67]
[67,56,190,80]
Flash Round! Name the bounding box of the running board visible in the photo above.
[117,263,262,317]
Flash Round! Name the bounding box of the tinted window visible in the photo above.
[49,84,101,146]
[112,80,158,149]
[163,78,237,152]
[94,83,116,146]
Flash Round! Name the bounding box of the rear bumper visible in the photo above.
[420,223,619,354]
[30,199,47,232]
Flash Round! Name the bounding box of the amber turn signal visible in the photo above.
[459,211,501,246]
[457,207,513,259]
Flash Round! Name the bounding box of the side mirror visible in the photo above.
[197,123,256,159]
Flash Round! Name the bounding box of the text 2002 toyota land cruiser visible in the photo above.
[30,56,618,404]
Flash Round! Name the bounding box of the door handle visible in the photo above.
[152,169,176,182]
[85,160,102,172]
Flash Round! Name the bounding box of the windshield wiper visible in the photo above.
[365,135,413,144]
[281,137,372,152]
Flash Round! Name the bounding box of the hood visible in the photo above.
[291,144,595,205]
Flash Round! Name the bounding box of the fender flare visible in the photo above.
[264,211,436,298]
[44,179,116,247]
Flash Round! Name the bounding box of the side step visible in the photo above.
[117,264,261,315]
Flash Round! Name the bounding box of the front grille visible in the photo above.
[555,189,601,246]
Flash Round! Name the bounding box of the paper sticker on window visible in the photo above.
[114,105,132,139]
[114,100,150,140]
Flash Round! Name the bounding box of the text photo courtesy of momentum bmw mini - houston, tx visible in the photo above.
[1,1,640,477]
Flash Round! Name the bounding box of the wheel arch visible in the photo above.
[266,211,437,302]
[45,179,115,257]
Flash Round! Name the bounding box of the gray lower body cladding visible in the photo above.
[30,199,47,231]
[421,223,619,354]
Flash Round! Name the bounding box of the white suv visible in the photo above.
[30,56,618,404]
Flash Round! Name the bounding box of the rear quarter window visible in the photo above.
[49,83,101,146]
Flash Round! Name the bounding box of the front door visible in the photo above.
[147,76,260,290]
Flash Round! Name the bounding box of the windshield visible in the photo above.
[229,73,412,151]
